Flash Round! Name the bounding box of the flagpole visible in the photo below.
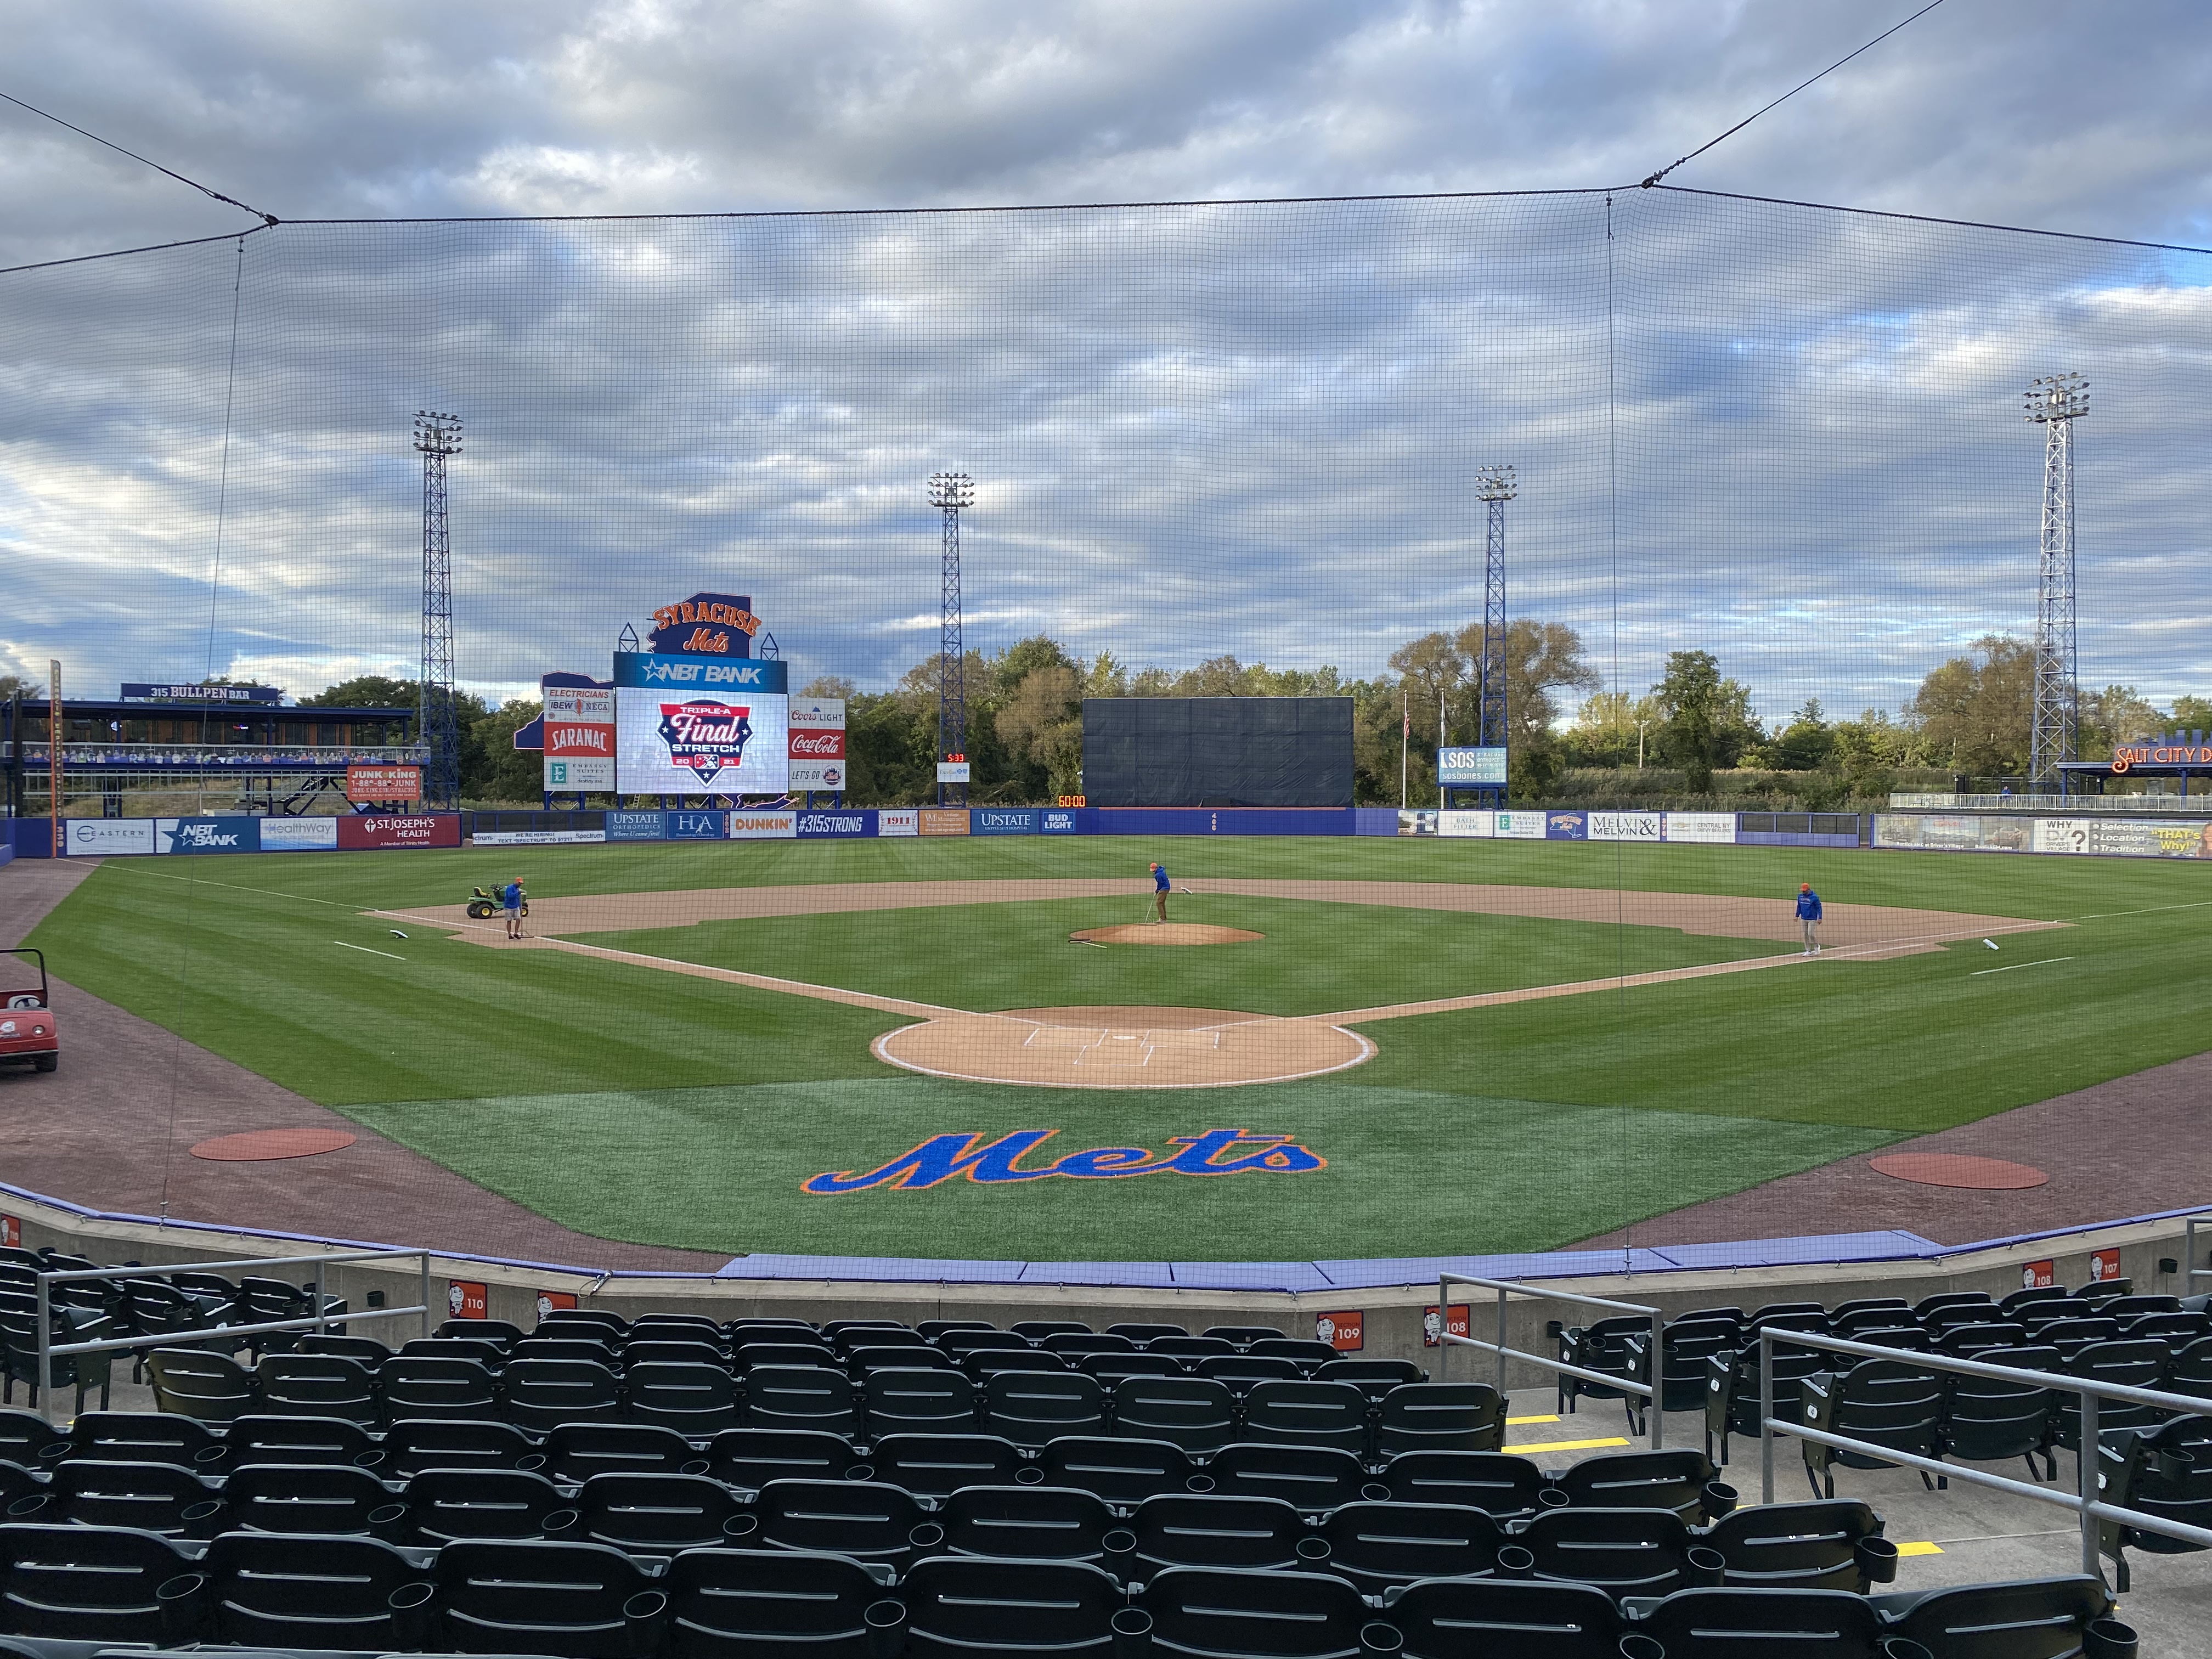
[1400,686,1409,810]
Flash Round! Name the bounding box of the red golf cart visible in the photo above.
[0,949,58,1074]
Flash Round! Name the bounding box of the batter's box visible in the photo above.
[1077,1032,1153,1067]
[1024,1026,1106,1050]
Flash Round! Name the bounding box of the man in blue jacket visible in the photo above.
[1796,882,1822,956]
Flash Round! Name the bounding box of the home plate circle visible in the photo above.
[874,1005,1373,1089]
[189,1128,359,1162]
[1869,1153,2049,1190]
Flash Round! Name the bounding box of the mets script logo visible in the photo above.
[803,1128,1326,1194]
[657,699,752,783]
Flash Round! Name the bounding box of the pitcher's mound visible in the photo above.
[1073,923,1263,946]
[875,1005,1371,1088]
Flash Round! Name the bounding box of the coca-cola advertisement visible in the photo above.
[336,814,462,851]
[789,696,847,790]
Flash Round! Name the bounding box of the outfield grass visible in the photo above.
[21,837,2211,1259]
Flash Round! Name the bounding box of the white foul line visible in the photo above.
[1970,957,2073,976]
[334,941,407,961]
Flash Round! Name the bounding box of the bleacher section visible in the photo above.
[0,1249,2171,1656]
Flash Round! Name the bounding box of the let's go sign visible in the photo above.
[804,1128,1326,1194]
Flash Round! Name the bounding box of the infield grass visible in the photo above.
[21,836,2211,1259]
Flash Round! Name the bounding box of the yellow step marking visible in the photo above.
[1505,1414,1560,1425]
[1506,1436,1631,1454]
[1895,1541,1944,1556]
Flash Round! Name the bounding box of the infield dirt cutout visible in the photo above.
[374,879,2061,1090]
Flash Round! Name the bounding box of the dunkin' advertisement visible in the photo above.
[613,652,789,795]
[788,697,847,791]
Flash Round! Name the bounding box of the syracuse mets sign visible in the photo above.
[803,1128,1325,1194]
[647,592,761,657]
[613,652,789,794]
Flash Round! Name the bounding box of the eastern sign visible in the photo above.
[647,593,761,658]
[802,1128,1327,1194]
[613,652,789,795]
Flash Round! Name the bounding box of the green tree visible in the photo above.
[302,675,421,708]
[995,663,1084,797]
[466,699,545,803]
[798,674,856,701]
[0,674,47,703]
[1903,636,2033,777]
[1768,699,1835,771]
[1651,651,1724,791]
[2170,695,2212,730]
[2080,684,2163,758]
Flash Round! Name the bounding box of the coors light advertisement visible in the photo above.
[789,697,846,791]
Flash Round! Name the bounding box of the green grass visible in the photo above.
[23,836,2212,1260]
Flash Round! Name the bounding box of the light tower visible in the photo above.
[928,470,975,806]
[1471,465,1515,807]
[414,410,463,810]
[2024,374,2087,794]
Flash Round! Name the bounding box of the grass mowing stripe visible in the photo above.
[1970,957,2074,976]
[332,941,407,961]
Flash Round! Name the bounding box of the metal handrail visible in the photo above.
[31,1246,435,1425]
[1436,1272,1664,1449]
[1755,1324,2212,1583]
[2186,1215,2212,1291]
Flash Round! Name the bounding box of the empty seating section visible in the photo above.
[0,1252,2177,1657]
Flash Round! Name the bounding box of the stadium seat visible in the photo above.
[224,1412,385,1470]
[705,1426,857,1489]
[236,1276,343,1357]
[1238,1379,1372,1454]
[1939,1345,2060,1482]
[252,1351,381,1425]
[1013,1321,1092,1340]
[964,1348,1074,1379]
[514,1335,625,1368]
[573,1471,748,1552]
[1831,1295,1911,1322]
[9,1459,226,1538]
[1251,1338,1338,1370]
[145,1347,252,1423]
[1126,1493,1307,1575]
[729,1316,820,1341]
[2053,1340,2171,1447]
[1923,1302,2009,1336]
[1037,1435,1197,1505]
[1381,1449,1551,1517]
[2119,1311,2211,1345]
[0,1462,39,1508]
[1554,1448,1730,1522]
[2168,1334,2212,1398]
[539,1420,707,1481]
[916,1318,994,1340]
[1046,1331,1138,1356]
[1373,1381,1505,1455]
[199,1530,435,1651]
[981,1369,1109,1447]
[1319,1499,1506,1591]
[630,1312,729,1344]
[663,1545,891,1659]
[0,1521,208,1644]
[1518,1505,1713,1598]
[1555,1315,1652,1429]
[868,1432,1026,1499]
[1635,1585,1887,1657]
[436,1316,524,1345]
[621,1338,730,1369]
[823,1318,919,1346]
[61,1409,226,1470]
[848,1342,960,1375]
[1656,1317,1743,1413]
[1113,1375,1239,1454]
[222,1461,408,1538]
[627,1359,741,1434]
[736,1340,842,1372]
[1700,1498,1894,1592]
[1204,1443,1372,1511]
[905,1555,1124,1659]
[2101,1412,2212,1591]
[745,1364,863,1436]
[748,1476,939,1573]
[1991,1288,2062,1320]
[940,1482,1118,1562]
[380,1355,503,1421]
[1204,1325,1287,1346]
[435,1537,669,1657]
[862,1364,978,1434]
[402,1334,511,1368]
[1141,1565,1376,1659]
[2042,1317,2124,1357]
[383,1415,544,1476]
[403,1466,575,1545]
[1314,1358,1425,1402]
[504,1356,624,1431]
[938,1330,1031,1358]
[294,1332,393,1364]
[1141,1336,1233,1365]
[1080,1352,1188,1383]
[544,1307,630,1338]
[1800,1356,1946,1497]
[1388,1577,1621,1659]
[1883,1574,2118,1659]
[0,1413,64,1470]
[1704,1345,1827,1465]
[1194,1353,1305,1389]
[1110,1323,1189,1343]
[0,1306,112,1416]
[1939,1323,2022,1357]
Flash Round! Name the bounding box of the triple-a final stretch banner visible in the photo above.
[613,653,789,794]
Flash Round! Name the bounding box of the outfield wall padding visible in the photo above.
[1083,697,1355,808]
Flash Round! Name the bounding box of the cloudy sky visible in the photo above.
[3,0,2210,717]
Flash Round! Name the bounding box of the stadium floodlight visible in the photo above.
[2023,372,2089,423]
[2023,374,2087,795]
[929,471,975,805]
[928,470,975,510]
[1474,465,1516,501]
[1465,465,1516,809]
[413,411,464,809]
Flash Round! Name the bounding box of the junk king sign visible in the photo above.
[647,592,761,658]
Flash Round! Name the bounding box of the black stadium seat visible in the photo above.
[200,1530,434,1650]
[627,1359,741,1434]
[503,1356,624,1430]
[1518,1505,1711,1599]
[706,1426,857,1489]
[61,1410,226,1470]
[1554,1447,1729,1522]
[252,1351,382,1425]
[1142,1566,1376,1659]
[1127,1493,1307,1575]
[538,1420,704,1482]
[0,1522,208,1644]
[381,1355,502,1421]
[1390,1577,1622,1659]
[1113,1376,1238,1454]
[663,1545,891,1659]
[905,1555,1124,1659]
[868,1432,1026,1499]
[862,1364,978,1434]
[1381,1449,1550,1517]
[1636,1586,1886,1657]
[435,1537,669,1657]
[1883,1574,2118,1659]
[981,1369,1109,1446]
[383,1415,543,1476]
[1701,1498,1894,1592]
[1373,1381,1505,1455]
[1238,1379,1372,1454]
[9,1459,227,1538]
[1319,1499,1506,1591]
[939,1482,1118,1564]
[222,1460,408,1537]
[1037,1434,1197,1505]
[403,1466,573,1545]
[1204,1442,1371,1512]
[225,1411,385,1470]
[743,1364,862,1436]
[746,1476,939,1573]
[572,1470,748,1552]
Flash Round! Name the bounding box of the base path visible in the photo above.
[875,1006,1373,1090]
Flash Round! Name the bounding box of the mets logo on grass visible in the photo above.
[802,1128,1327,1194]
[656,699,753,785]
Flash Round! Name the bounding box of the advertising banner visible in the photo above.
[919,808,971,837]
[788,697,847,791]
[64,819,156,856]
[1663,812,1737,844]
[336,814,462,851]
[613,652,789,795]
[879,809,920,837]
[1873,814,2028,854]
[1040,808,1082,834]
[727,811,798,840]
[665,811,727,840]
[1493,810,1547,839]
[345,764,422,803]
[647,592,760,657]
[796,809,876,838]
[1440,810,1494,838]
[1436,746,1507,786]
[1397,810,1438,836]
[936,760,972,784]
[971,808,1039,836]
[1544,811,1589,841]
[155,817,259,854]
[1589,811,1663,843]
[472,830,607,847]
[606,810,668,841]
[543,684,616,792]
[258,817,340,851]
[121,682,282,704]
[2030,817,2212,859]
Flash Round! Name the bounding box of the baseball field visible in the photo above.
[21,836,2209,1262]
